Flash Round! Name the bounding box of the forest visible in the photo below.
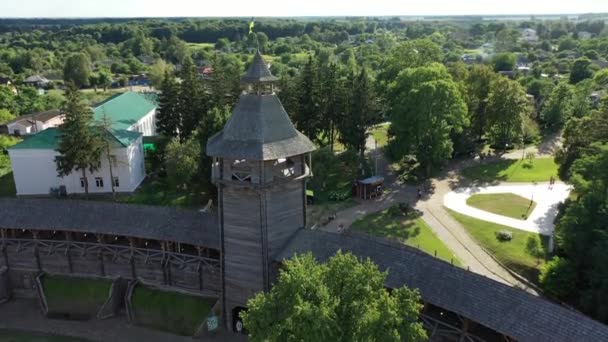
[1,15,608,323]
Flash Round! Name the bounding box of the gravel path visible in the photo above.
[443,182,570,235]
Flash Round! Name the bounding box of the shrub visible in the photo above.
[539,256,577,299]
[495,230,513,242]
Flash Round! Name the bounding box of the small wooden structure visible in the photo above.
[356,176,384,200]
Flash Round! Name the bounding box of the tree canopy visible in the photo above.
[242,251,427,342]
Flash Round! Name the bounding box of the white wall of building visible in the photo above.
[6,116,64,135]
[9,136,146,196]
[128,109,156,136]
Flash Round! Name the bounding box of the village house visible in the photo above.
[0,109,64,136]
[7,91,157,196]
[521,28,539,42]
[23,75,51,89]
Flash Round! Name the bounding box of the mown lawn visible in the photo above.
[42,275,111,318]
[132,285,216,336]
[462,158,558,183]
[352,207,461,266]
[466,193,536,220]
[447,209,548,283]
[0,329,90,342]
[307,198,357,228]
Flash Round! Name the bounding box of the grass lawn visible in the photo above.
[466,193,536,220]
[351,207,461,266]
[187,42,214,49]
[42,275,111,318]
[0,329,90,342]
[462,158,558,183]
[132,285,216,336]
[447,209,548,283]
[116,178,211,208]
[369,123,389,148]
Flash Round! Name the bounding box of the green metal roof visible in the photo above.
[8,126,141,151]
[93,91,157,132]
[10,91,155,151]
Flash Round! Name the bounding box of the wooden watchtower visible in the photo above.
[207,51,316,329]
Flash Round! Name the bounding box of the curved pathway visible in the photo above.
[444,182,570,235]
[320,134,540,292]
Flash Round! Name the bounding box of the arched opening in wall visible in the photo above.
[232,306,248,334]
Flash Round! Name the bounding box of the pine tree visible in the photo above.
[156,70,181,138]
[293,55,322,141]
[178,57,207,142]
[339,68,380,158]
[55,83,103,198]
[319,63,346,151]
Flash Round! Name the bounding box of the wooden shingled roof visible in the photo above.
[0,199,218,248]
[276,229,608,342]
[240,50,279,84]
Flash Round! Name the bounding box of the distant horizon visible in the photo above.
[2,0,607,19]
[1,13,606,19]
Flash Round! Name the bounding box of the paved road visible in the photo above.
[0,298,246,342]
[444,182,570,235]
[320,133,541,292]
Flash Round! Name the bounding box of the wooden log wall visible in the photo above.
[0,238,221,297]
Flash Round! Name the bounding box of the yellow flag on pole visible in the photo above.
[249,18,255,34]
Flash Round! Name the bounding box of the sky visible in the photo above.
[1,0,607,18]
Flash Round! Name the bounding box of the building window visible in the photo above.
[80,178,86,188]
[95,177,104,188]
[113,177,120,187]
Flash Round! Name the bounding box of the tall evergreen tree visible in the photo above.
[339,67,380,158]
[319,63,346,152]
[178,57,207,142]
[293,56,322,141]
[55,84,103,197]
[156,70,181,138]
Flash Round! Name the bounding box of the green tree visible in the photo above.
[555,104,608,178]
[485,77,528,149]
[569,57,593,84]
[539,256,577,299]
[338,67,380,158]
[178,57,207,141]
[164,135,200,190]
[381,38,443,84]
[16,86,43,114]
[466,65,497,141]
[525,235,544,261]
[0,87,17,115]
[215,38,230,51]
[491,53,516,72]
[55,84,103,197]
[0,109,15,124]
[97,69,112,92]
[541,82,573,131]
[319,63,346,152]
[149,59,173,89]
[388,63,468,176]
[293,56,322,141]
[242,252,427,342]
[156,70,181,138]
[63,53,92,88]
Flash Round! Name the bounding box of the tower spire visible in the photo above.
[241,50,278,85]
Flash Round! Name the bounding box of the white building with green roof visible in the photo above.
[7,91,157,196]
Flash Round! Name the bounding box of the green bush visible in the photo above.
[539,256,577,299]
[495,230,513,242]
